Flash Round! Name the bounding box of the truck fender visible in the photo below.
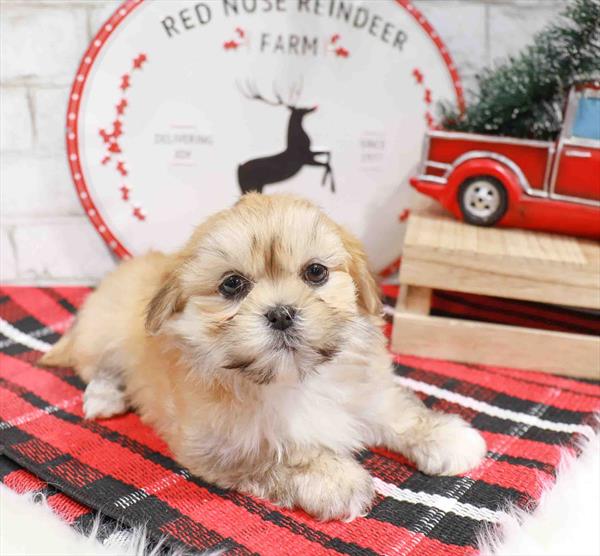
[445,158,524,208]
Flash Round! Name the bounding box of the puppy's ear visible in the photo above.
[338,226,382,316]
[145,272,185,333]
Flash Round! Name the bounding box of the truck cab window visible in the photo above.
[572,96,600,141]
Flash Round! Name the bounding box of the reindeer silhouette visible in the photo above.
[237,80,335,194]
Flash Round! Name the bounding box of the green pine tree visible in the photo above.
[440,0,600,140]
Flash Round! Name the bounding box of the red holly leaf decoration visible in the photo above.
[399,209,411,222]
[112,120,122,135]
[116,99,128,116]
[120,74,131,91]
[425,112,434,127]
[424,89,432,104]
[412,68,424,84]
[235,27,245,38]
[108,142,121,154]
[132,206,146,221]
[97,54,148,222]
[224,40,239,50]
[331,34,340,44]
[335,47,349,58]
[133,53,147,70]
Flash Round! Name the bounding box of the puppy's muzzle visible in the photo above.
[265,305,296,331]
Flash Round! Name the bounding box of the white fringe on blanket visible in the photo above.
[478,431,599,555]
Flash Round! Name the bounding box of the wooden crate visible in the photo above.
[391,209,600,379]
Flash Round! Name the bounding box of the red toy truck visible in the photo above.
[410,81,600,239]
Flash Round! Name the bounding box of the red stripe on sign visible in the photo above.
[481,431,565,467]
[3,469,46,494]
[47,492,90,524]
[395,354,600,413]
[11,409,340,555]
[6,288,75,329]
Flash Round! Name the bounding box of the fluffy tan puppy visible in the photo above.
[41,193,486,520]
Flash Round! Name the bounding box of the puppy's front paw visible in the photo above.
[408,413,487,476]
[288,456,375,521]
[83,378,127,419]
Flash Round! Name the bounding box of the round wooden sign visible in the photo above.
[67,0,462,270]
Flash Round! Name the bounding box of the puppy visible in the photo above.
[41,193,486,521]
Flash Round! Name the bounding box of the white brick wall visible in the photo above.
[1,0,118,285]
[1,88,33,151]
[0,0,562,285]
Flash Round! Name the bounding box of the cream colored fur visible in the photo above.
[40,193,486,521]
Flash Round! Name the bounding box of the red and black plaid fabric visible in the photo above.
[1,286,599,556]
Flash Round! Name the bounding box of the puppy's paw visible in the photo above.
[289,457,375,521]
[408,413,487,476]
[83,378,127,419]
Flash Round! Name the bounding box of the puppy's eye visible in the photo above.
[219,274,249,298]
[303,263,329,285]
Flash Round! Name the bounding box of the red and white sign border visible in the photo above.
[66,0,464,261]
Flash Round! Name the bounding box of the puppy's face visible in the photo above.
[146,194,380,385]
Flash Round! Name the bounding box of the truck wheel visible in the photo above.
[458,176,507,226]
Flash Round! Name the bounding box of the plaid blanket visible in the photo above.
[1,286,599,556]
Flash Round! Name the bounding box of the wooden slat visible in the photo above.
[391,311,600,380]
[396,286,431,315]
[400,213,600,309]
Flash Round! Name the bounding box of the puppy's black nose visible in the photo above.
[265,305,296,331]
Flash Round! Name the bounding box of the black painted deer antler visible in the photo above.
[236,79,304,109]
[236,79,284,107]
